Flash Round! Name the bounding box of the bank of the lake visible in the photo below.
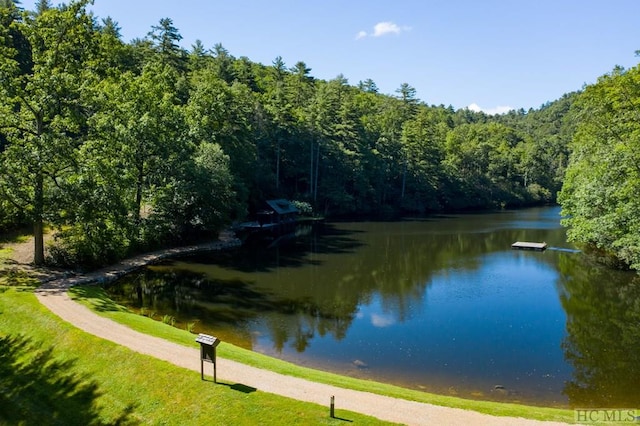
[0,229,568,425]
[34,283,573,424]
[104,206,640,408]
[5,229,571,424]
[3,205,633,423]
[1,286,397,425]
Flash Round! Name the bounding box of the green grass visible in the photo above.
[0,246,12,263]
[0,245,40,287]
[0,230,31,245]
[0,229,29,280]
[0,286,395,425]
[68,285,576,424]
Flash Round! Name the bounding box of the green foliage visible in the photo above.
[443,122,530,209]
[525,183,552,204]
[0,198,27,233]
[559,65,640,270]
[161,314,176,326]
[557,254,640,405]
[0,0,98,264]
[292,200,313,216]
[47,221,131,269]
[1,0,580,267]
[0,268,39,287]
[498,93,577,196]
[186,321,197,333]
[185,69,255,218]
[1,288,395,425]
[147,17,186,70]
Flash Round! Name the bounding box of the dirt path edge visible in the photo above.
[33,238,570,426]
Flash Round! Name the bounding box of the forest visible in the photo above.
[1,0,638,273]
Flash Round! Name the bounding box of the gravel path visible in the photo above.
[33,239,570,426]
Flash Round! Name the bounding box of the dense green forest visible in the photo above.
[559,63,640,272]
[0,0,636,272]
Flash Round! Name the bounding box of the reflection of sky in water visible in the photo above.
[252,250,572,405]
[369,312,396,328]
[110,206,607,406]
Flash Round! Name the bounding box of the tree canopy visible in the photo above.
[559,64,640,270]
[1,0,635,272]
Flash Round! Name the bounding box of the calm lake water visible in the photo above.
[107,206,640,407]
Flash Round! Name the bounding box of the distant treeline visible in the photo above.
[2,1,636,272]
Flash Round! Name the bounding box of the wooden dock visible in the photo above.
[511,241,547,251]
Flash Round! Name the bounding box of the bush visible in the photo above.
[162,314,176,326]
[0,200,28,234]
[47,222,131,270]
[526,183,552,203]
[291,200,313,216]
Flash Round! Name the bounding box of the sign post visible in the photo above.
[195,334,221,382]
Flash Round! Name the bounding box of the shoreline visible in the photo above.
[24,235,570,425]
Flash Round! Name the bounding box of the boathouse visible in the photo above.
[257,199,298,227]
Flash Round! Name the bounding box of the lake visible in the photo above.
[106,206,640,407]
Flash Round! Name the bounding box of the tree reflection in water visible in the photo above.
[105,207,640,405]
[558,254,640,406]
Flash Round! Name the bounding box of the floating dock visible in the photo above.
[511,241,547,251]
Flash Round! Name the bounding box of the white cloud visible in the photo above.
[356,21,411,40]
[371,313,395,328]
[373,22,403,36]
[467,103,513,115]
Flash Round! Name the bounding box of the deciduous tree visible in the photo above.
[0,0,97,264]
[559,65,640,270]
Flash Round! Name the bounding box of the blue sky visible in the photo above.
[21,0,640,112]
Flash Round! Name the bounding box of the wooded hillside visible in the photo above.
[1,0,627,270]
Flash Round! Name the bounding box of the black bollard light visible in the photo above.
[330,395,335,418]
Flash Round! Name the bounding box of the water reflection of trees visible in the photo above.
[350,219,563,317]
[557,254,640,407]
[109,216,568,355]
[110,267,358,350]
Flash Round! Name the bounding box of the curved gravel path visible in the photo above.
[33,240,570,426]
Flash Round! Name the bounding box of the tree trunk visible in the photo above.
[33,172,45,265]
[33,220,44,265]
[309,138,314,197]
[313,143,320,202]
[135,162,144,223]
[276,137,280,190]
[401,156,407,200]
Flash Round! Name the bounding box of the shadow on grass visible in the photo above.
[227,383,257,394]
[70,285,129,313]
[0,228,31,244]
[0,268,40,287]
[0,334,138,425]
[209,379,257,393]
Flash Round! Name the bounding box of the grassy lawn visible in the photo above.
[0,286,395,425]
[0,229,31,274]
[68,285,575,424]
[0,233,40,287]
[0,230,31,245]
[0,246,11,264]
[0,234,17,265]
